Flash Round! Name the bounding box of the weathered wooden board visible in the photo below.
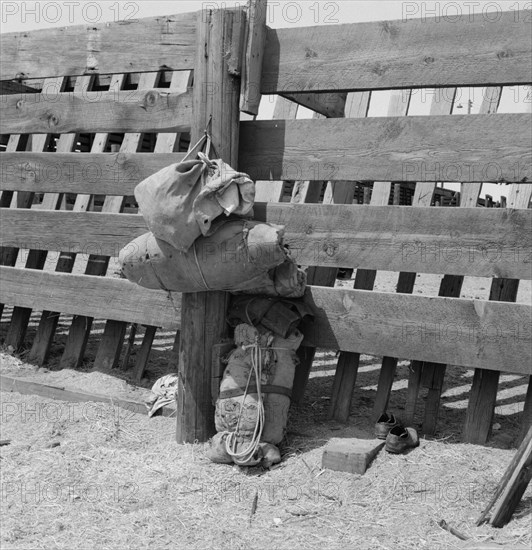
[0,266,180,328]
[1,266,529,374]
[0,11,197,80]
[1,89,192,134]
[261,10,532,93]
[0,152,186,194]
[3,203,529,279]
[322,438,385,475]
[0,374,175,418]
[239,114,531,183]
[280,92,347,118]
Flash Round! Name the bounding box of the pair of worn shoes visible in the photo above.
[375,412,419,454]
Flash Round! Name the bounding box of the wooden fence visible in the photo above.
[1,3,531,444]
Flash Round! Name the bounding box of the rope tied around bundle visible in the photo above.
[225,335,265,465]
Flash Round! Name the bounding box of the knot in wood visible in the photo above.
[424,56,435,64]
[47,113,59,127]
[322,241,338,257]
[16,99,24,110]
[305,224,313,235]
[144,91,159,107]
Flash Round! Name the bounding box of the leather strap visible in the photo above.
[218,384,292,400]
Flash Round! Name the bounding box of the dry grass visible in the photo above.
[1,352,531,550]
[1,271,530,549]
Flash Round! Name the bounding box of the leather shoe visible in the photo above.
[374,412,401,440]
[385,426,419,454]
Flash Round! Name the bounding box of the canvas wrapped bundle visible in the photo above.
[206,323,303,466]
[134,153,255,253]
[119,219,306,297]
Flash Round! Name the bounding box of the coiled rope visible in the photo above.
[225,336,265,465]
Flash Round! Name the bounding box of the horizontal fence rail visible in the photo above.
[1,89,193,134]
[1,205,531,279]
[0,153,187,194]
[239,115,532,183]
[1,265,530,375]
[261,10,532,93]
[0,11,198,80]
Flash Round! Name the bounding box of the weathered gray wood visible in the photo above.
[0,11,197,80]
[240,0,267,115]
[2,89,192,134]
[239,114,531,183]
[4,202,530,279]
[0,374,175,418]
[489,428,532,527]
[177,7,244,444]
[1,265,530,374]
[0,152,187,194]
[329,178,394,423]
[477,425,532,526]
[261,10,532,93]
[280,92,347,118]
[463,183,532,444]
[322,438,385,475]
[133,326,158,382]
[0,266,181,328]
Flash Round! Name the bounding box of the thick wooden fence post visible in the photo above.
[176,7,245,443]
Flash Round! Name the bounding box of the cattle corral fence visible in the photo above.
[0,2,531,445]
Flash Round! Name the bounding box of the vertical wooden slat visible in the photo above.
[177,8,244,443]
[28,75,95,365]
[328,89,410,423]
[254,96,298,202]
[463,183,532,444]
[93,71,161,371]
[0,135,24,320]
[132,69,193,380]
[4,77,66,350]
[417,87,501,437]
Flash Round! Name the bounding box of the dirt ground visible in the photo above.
[1,272,531,549]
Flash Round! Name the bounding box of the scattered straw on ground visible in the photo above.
[1,351,530,550]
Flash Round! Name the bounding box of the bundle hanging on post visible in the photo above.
[134,134,255,252]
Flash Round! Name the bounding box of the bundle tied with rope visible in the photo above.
[119,133,306,298]
[206,297,312,467]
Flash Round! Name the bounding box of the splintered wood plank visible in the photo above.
[177,8,243,443]
[328,86,406,423]
[261,10,532,93]
[2,265,530,374]
[239,114,531,183]
[489,427,532,528]
[2,89,192,135]
[240,0,267,115]
[477,425,532,526]
[0,11,197,80]
[0,152,186,194]
[463,183,532,444]
[3,76,67,350]
[3,203,531,280]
